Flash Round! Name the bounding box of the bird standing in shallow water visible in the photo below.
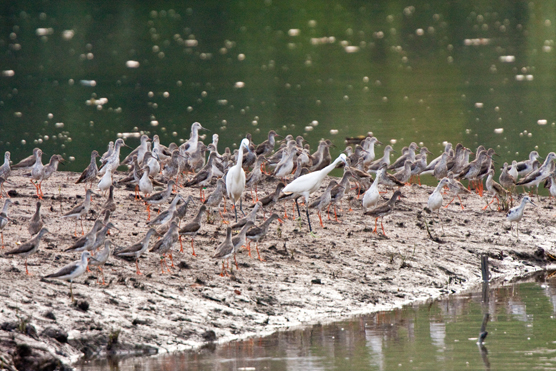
[506,196,536,238]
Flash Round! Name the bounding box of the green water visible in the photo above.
[2,1,556,174]
[80,273,556,371]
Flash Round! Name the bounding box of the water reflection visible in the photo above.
[81,271,556,371]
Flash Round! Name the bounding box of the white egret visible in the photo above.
[281,153,348,232]
[226,138,251,222]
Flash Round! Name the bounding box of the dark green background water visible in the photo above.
[2,1,556,172]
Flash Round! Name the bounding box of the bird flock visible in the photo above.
[0,122,550,299]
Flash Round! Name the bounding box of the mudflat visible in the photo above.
[0,170,550,370]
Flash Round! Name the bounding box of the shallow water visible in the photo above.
[2,2,556,174]
[80,272,556,371]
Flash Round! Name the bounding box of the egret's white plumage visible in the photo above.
[226,138,250,221]
[282,153,348,232]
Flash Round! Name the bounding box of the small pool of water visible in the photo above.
[80,271,556,371]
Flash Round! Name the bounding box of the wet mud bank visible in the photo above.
[0,171,553,370]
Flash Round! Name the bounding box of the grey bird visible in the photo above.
[178,205,207,256]
[88,240,111,285]
[230,221,255,268]
[45,251,96,302]
[213,226,234,277]
[62,189,95,236]
[28,201,44,236]
[5,228,49,275]
[150,220,180,274]
[114,228,158,275]
[0,199,13,248]
[64,219,104,254]
[246,213,281,261]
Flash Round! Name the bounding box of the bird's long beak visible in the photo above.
[376,140,383,145]
[200,126,210,132]
[426,149,433,155]
[530,201,538,207]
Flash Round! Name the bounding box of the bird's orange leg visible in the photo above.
[334,205,340,222]
[380,218,387,236]
[327,204,331,220]
[255,243,266,262]
[169,253,175,267]
[146,204,151,221]
[191,238,196,256]
[457,195,465,209]
[219,210,229,224]
[179,235,184,253]
[25,259,31,276]
[99,267,106,285]
[135,260,142,275]
[444,197,455,208]
[318,212,324,228]
[245,241,252,258]
[373,217,378,233]
[234,254,240,270]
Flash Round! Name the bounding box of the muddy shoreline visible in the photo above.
[0,170,552,370]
